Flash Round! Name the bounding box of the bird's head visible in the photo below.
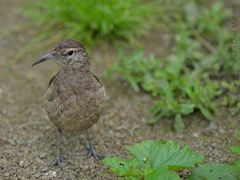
[32,40,90,70]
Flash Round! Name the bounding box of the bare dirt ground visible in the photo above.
[0,0,239,179]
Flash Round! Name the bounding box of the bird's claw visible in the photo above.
[53,154,65,166]
[86,144,105,160]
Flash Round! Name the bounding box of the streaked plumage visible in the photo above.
[32,40,105,166]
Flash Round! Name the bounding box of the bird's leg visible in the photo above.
[86,130,104,160]
[53,128,65,166]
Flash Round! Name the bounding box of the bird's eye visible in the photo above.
[68,51,73,56]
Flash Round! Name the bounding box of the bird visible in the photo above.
[32,39,106,166]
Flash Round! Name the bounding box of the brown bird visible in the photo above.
[32,40,105,166]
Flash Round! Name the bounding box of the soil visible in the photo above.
[0,0,239,179]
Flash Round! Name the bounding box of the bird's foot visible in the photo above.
[53,154,65,167]
[86,144,105,160]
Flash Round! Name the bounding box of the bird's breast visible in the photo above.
[43,71,105,132]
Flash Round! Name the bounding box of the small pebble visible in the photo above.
[46,170,57,179]
[3,172,10,177]
[219,128,225,134]
[1,109,6,115]
[39,153,47,159]
[50,171,57,178]
[211,143,217,148]
[19,160,25,167]
[81,165,89,171]
[35,173,41,178]
[192,132,199,138]
[177,134,184,139]
[42,166,49,172]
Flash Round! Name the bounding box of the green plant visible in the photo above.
[189,129,240,180]
[188,163,239,180]
[176,1,236,74]
[183,80,219,121]
[27,0,158,46]
[102,140,204,179]
[109,1,239,130]
[110,50,220,132]
[103,140,240,179]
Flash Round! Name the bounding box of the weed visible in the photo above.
[189,130,240,179]
[27,0,158,46]
[189,163,239,180]
[102,140,239,179]
[109,2,239,131]
[110,50,220,131]
[102,140,204,179]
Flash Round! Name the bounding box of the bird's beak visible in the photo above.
[32,52,55,67]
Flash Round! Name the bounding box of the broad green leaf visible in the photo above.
[127,140,204,170]
[188,163,237,180]
[174,114,185,133]
[126,140,159,168]
[102,157,142,177]
[180,104,195,115]
[145,167,180,180]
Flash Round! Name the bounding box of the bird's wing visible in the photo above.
[90,72,100,83]
[48,72,59,87]
[48,75,56,87]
